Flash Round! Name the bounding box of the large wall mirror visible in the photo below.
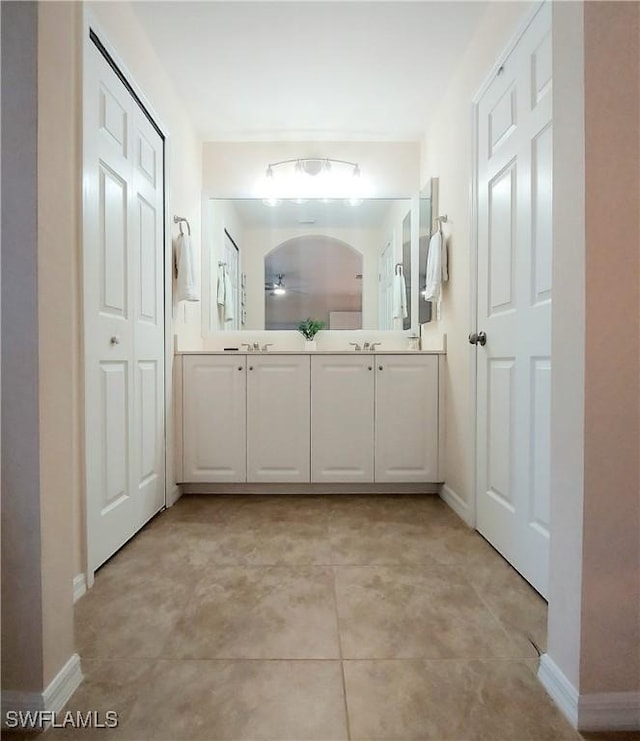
[208,198,416,332]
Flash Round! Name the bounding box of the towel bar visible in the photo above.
[174,215,191,236]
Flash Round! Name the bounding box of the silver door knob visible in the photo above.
[110,336,120,345]
[468,331,487,346]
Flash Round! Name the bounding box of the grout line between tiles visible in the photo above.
[331,565,352,741]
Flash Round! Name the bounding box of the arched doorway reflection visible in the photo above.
[265,236,363,330]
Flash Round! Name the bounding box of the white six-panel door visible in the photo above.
[84,38,165,572]
[475,3,552,596]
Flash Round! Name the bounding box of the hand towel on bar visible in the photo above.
[175,234,199,302]
[424,230,448,302]
[223,269,235,323]
[217,265,226,307]
[393,271,408,320]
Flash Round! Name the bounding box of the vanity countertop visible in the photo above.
[175,349,446,355]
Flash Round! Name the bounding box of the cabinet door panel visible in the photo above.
[311,355,374,482]
[182,356,246,482]
[375,355,439,482]
[247,355,310,482]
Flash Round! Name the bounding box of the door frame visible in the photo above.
[81,9,174,586]
[469,1,548,530]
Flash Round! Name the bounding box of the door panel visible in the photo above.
[311,355,374,482]
[85,39,165,572]
[247,356,310,482]
[182,356,246,482]
[375,355,439,482]
[101,361,129,511]
[475,2,551,596]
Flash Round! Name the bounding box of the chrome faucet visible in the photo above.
[241,343,253,352]
[370,342,382,351]
[252,342,260,352]
[362,342,371,352]
[349,342,362,352]
[261,343,274,352]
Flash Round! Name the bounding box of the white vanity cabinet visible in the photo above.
[374,354,439,482]
[310,353,440,483]
[182,354,247,482]
[179,352,442,486]
[247,355,310,482]
[311,355,375,482]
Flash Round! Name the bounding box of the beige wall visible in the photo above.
[580,0,640,693]
[37,0,80,686]
[419,1,534,518]
[1,0,45,694]
[546,0,587,691]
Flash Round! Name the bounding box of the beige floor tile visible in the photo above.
[335,564,518,659]
[327,494,455,525]
[27,660,155,740]
[74,568,198,660]
[463,554,548,657]
[344,659,581,740]
[120,659,348,740]
[212,520,332,566]
[163,566,340,659]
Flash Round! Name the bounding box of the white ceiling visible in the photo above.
[131,1,489,141]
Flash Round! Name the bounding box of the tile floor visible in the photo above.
[4,494,638,741]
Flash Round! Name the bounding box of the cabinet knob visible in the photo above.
[378,365,383,371]
[249,366,254,371]
[238,366,243,371]
[110,335,120,345]
[368,366,372,371]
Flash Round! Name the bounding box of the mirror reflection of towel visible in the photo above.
[393,271,408,320]
[175,234,199,302]
[217,265,226,307]
[223,270,234,323]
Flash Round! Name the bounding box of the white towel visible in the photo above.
[175,234,199,302]
[217,265,226,307]
[393,271,408,320]
[424,230,448,302]
[223,270,234,323]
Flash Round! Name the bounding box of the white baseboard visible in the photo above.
[73,573,87,603]
[42,654,83,715]
[166,485,181,507]
[2,653,83,728]
[579,691,640,731]
[539,654,640,731]
[538,653,579,728]
[440,484,473,526]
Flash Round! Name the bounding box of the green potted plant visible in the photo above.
[297,318,324,350]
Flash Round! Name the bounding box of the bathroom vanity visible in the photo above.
[175,351,445,488]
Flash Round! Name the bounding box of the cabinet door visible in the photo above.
[182,355,246,482]
[375,355,439,482]
[311,355,374,482]
[247,355,310,482]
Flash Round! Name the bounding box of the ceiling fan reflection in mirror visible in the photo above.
[264,274,309,297]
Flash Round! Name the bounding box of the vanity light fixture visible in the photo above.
[262,158,363,204]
